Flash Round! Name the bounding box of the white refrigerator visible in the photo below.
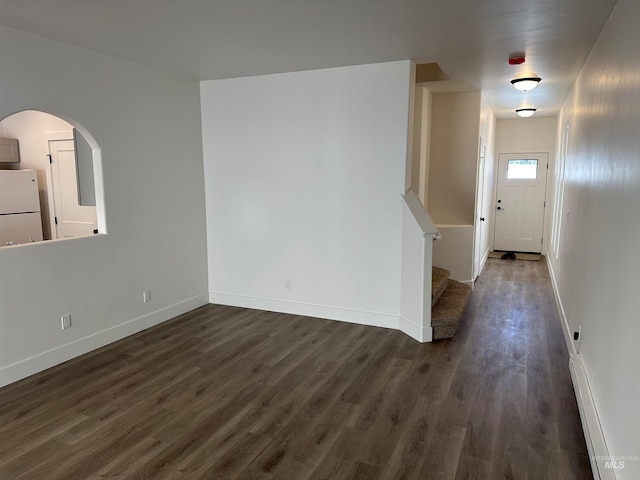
[0,169,44,246]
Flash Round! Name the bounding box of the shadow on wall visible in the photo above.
[0,110,104,247]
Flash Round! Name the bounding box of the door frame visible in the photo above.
[492,151,550,253]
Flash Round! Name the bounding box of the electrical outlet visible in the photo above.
[143,290,151,303]
[61,314,71,330]
[285,280,292,290]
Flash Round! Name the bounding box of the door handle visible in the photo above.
[480,217,485,221]
[497,206,505,211]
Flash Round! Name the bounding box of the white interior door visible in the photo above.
[494,153,548,253]
[49,139,97,238]
[473,143,486,278]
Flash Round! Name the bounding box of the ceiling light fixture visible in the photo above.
[516,108,537,118]
[511,75,542,92]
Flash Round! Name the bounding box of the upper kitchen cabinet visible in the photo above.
[0,138,20,163]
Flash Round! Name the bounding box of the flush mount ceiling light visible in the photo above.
[507,55,542,91]
[511,75,542,92]
[516,108,537,118]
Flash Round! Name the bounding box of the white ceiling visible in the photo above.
[0,0,619,118]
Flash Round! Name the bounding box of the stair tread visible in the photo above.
[432,279,472,340]
[432,266,450,307]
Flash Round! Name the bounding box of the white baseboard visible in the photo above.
[211,292,434,344]
[544,254,576,355]
[0,293,209,388]
[570,354,616,480]
[210,291,400,332]
[460,279,475,288]
[399,315,432,343]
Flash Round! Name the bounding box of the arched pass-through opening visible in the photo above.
[0,110,106,246]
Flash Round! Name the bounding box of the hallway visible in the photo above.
[0,259,590,479]
[450,258,590,478]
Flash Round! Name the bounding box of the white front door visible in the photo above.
[49,138,97,239]
[494,153,548,253]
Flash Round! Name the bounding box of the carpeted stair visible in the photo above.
[431,266,449,307]
[431,266,472,340]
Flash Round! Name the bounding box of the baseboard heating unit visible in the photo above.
[569,353,616,480]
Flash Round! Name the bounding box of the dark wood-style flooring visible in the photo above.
[0,259,591,479]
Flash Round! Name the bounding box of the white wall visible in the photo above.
[428,92,481,225]
[426,91,490,282]
[496,117,557,153]
[475,95,496,275]
[547,0,640,477]
[201,61,411,329]
[0,111,75,240]
[400,191,438,342]
[0,26,208,386]
[433,225,474,283]
[411,86,432,205]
